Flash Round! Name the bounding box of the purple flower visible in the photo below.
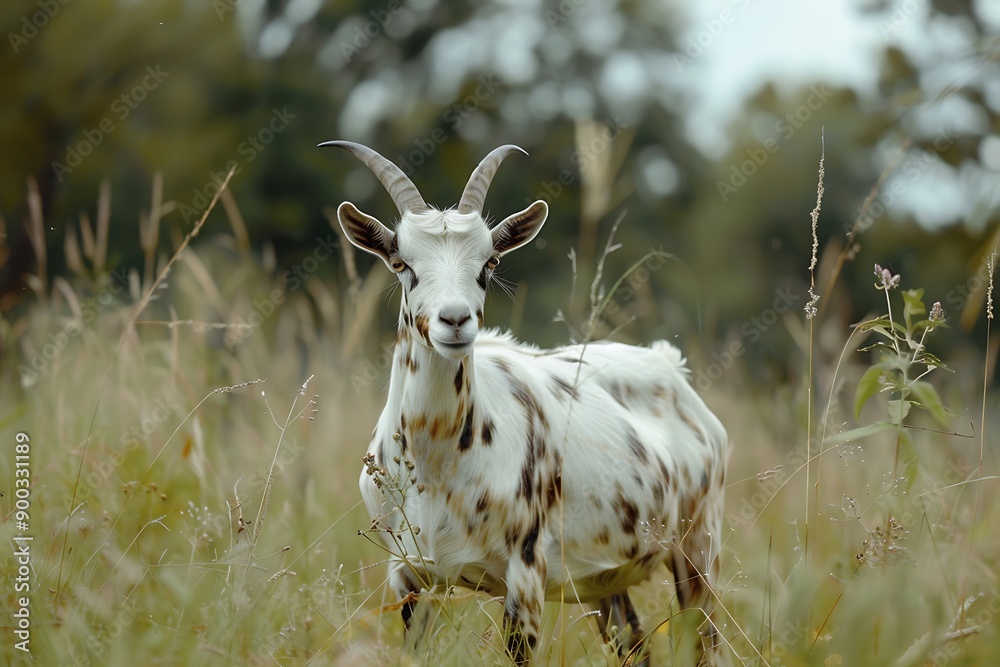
[874,263,901,290]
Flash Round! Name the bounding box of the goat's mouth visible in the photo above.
[431,336,473,358]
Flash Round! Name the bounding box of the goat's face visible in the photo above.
[327,142,548,360]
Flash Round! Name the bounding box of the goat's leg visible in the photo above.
[595,592,649,666]
[670,499,727,666]
[388,560,422,637]
[503,547,546,665]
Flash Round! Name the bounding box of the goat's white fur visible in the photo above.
[329,143,728,666]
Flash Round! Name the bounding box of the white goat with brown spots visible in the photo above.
[322,141,728,666]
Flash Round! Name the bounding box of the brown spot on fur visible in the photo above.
[454,362,465,395]
[505,524,520,550]
[596,529,611,545]
[414,314,431,346]
[476,309,484,328]
[481,419,494,445]
[544,472,562,509]
[657,457,671,490]
[624,424,650,464]
[624,542,639,559]
[547,373,579,401]
[614,493,639,533]
[411,413,427,432]
[476,491,490,514]
[609,382,627,407]
[519,458,535,500]
[652,478,665,506]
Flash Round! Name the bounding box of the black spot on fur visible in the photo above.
[481,419,494,446]
[401,595,416,629]
[521,516,540,566]
[458,405,475,451]
[454,363,465,395]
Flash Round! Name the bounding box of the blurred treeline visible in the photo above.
[1,0,998,373]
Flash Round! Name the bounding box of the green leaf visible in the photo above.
[856,316,905,339]
[913,318,947,333]
[854,364,888,419]
[857,341,897,354]
[918,352,948,370]
[897,428,919,491]
[908,380,951,425]
[888,398,911,424]
[827,420,896,444]
[901,288,926,320]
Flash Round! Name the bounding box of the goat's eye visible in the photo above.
[390,257,407,273]
[486,256,500,271]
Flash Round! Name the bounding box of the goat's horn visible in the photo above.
[458,145,527,215]
[318,140,428,214]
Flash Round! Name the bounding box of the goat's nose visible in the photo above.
[439,304,472,328]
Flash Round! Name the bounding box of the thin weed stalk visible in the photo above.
[55,165,238,599]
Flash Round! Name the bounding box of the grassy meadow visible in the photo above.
[2,170,999,667]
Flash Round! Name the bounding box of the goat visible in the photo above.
[321,140,728,666]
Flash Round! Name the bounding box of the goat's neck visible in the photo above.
[387,313,475,468]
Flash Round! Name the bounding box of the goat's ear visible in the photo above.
[338,201,395,265]
[491,200,548,256]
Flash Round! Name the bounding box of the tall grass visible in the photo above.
[1,129,998,667]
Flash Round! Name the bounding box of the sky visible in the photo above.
[671,0,1000,229]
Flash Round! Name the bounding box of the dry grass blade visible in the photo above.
[26,178,47,300]
[56,165,239,599]
[96,179,111,273]
[221,188,250,254]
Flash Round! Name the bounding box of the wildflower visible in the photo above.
[874,263,901,290]
[929,301,944,324]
